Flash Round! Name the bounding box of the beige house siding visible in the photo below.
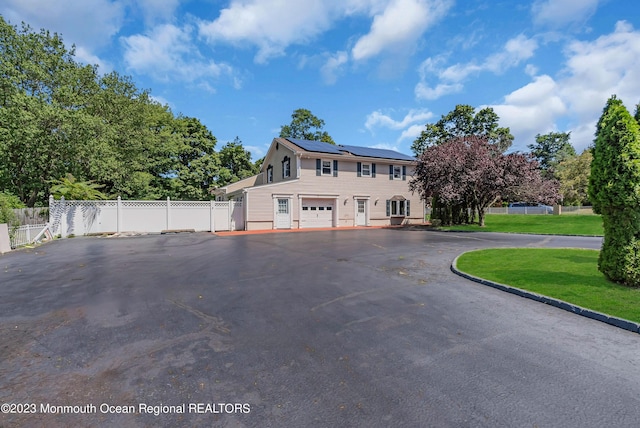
[217,174,263,199]
[243,156,423,229]
[262,140,299,184]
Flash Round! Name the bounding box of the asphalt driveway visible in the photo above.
[1,229,638,427]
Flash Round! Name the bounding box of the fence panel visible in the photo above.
[10,224,48,248]
[48,197,243,237]
[12,208,48,225]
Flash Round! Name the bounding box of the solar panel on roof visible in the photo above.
[286,138,343,154]
[339,145,414,161]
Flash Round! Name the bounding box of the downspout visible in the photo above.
[243,189,249,231]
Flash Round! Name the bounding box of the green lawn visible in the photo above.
[456,248,640,323]
[438,214,603,236]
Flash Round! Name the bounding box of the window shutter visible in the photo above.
[406,200,410,216]
[372,163,376,177]
[316,159,321,176]
[386,200,390,216]
[333,160,338,177]
[389,165,393,180]
[402,165,406,181]
[357,162,362,177]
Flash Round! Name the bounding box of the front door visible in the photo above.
[356,199,367,226]
[275,198,291,229]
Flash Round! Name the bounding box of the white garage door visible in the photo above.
[301,199,334,228]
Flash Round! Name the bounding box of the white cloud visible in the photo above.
[560,21,640,120]
[365,109,432,143]
[0,0,124,50]
[365,109,433,131]
[198,0,335,63]
[415,34,538,100]
[198,0,451,66]
[321,51,349,85]
[488,21,640,153]
[122,24,238,89]
[489,75,567,150]
[415,82,463,100]
[351,0,452,61]
[532,0,599,28]
[134,0,181,25]
[399,124,426,141]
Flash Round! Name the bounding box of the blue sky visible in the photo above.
[2,0,640,160]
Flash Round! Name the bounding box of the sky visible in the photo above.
[2,0,640,160]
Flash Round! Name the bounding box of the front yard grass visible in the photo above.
[438,214,603,236]
[455,248,640,323]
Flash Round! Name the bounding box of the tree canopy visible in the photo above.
[588,95,640,286]
[555,149,592,206]
[528,132,576,177]
[0,17,257,206]
[279,108,335,144]
[411,104,513,155]
[410,136,559,226]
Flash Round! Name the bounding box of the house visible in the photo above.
[214,138,424,230]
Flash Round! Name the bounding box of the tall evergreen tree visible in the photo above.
[588,96,640,286]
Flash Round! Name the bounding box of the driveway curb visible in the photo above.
[451,253,640,335]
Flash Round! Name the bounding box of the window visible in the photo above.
[358,162,375,177]
[267,165,273,183]
[322,160,332,175]
[278,198,289,214]
[386,199,410,217]
[389,165,406,180]
[317,159,338,176]
[393,166,402,179]
[282,156,290,178]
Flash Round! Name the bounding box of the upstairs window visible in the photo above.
[282,156,291,178]
[322,160,332,175]
[267,164,273,183]
[393,166,402,179]
[357,162,375,177]
[389,165,406,180]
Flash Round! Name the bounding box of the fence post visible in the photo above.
[60,196,67,238]
[210,200,215,232]
[117,196,122,233]
[166,197,171,230]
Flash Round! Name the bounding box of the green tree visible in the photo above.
[49,173,107,200]
[411,104,513,155]
[164,116,220,200]
[280,108,335,144]
[0,191,24,229]
[0,17,101,206]
[216,137,260,187]
[528,132,576,177]
[555,150,592,205]
[588,95,640,286]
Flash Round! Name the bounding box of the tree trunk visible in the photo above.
[478,209,486,227]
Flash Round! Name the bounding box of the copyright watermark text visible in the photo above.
[1,402,251,415]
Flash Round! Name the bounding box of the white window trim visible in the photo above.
[361,163,371,177]
[392,165,402,180]
[267,165,273,183]
[321,159,333,176]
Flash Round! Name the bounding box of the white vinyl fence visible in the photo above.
[10,223,50,248]
[49,196,243,237]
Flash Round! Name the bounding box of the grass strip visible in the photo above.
[455,248,640,323]
[439,214,603,236]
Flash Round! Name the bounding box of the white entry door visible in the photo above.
[356,199,367,226]
[275,198,291,229]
